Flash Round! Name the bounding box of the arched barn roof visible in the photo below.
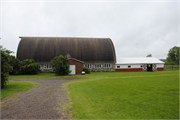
[17,37,116,63]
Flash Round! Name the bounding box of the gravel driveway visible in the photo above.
[1,77,79,119]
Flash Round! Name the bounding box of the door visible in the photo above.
[147,64,153,71]
[69,65,76,75]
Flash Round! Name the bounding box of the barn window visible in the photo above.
[85,64,91,68]
[44,64,52,69]
[95,64,102,68]
[141,65,143,67]
[44,64,47,69]
[128,65,131,68]
[117,66,120,68]
[104,64,111,68]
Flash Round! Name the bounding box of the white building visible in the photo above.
[115,57,164,72]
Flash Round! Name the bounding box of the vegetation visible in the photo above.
[9,73,74,79]
[8,56,21,75]
[50,55,71,75]
[66,70,179,119]
[146,54,152,57]
[1,81,40,100]
[1,46,40,88]
[83,67,91,74]
[1,47,13,88]
[164,65,179,71]
[165,46,179,65]
[19,59,40,75]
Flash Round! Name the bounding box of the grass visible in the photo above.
[66,70,179,119]
[1,81,40,100]
[164,65,179,71]
[9,73,80,79]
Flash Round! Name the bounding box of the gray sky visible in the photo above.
[1,0,179,61]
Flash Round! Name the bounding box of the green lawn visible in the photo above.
[9,73,80,78]
[1,81,40,100]
[66,70,179,119]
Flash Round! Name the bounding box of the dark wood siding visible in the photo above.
[66,59,83,74]
[17,37,116,63]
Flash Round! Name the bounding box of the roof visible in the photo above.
[17,37,116,63]
[116,57,164,64]
[67,54,84,63]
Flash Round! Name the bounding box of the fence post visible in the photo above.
[172,66,173,71]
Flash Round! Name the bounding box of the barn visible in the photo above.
[115,57,164,72]
[17,37,116,73]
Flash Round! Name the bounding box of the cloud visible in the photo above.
[1,1,178,60]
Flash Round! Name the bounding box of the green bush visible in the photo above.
[50,55,71,75]
[1,47,13,88]
[19,59,40,75]
[9,56,21,75]
[83,67,91,74]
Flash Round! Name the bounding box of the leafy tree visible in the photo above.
[166,46,179,65]
[146,54,152,57]
[50,55,71,75]
[1,46,13,88]
[19,59,40,75]
[9,56,21,75]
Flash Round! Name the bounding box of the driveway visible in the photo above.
[1,77,79,119]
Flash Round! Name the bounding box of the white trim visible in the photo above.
[95,64,102,68]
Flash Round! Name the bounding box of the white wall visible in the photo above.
[116,64,142,68]
[156,63,164,67]
[116,63,164,69]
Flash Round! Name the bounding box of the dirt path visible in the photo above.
[1,78,78,119]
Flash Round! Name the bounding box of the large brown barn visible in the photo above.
[17,37,116,72]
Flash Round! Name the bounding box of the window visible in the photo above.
[44,64,47,69]
[104,64,111,68]
[128,65,131,68]
[140,65,143,67]
[44,64,52,69]
[85,64,91,69]
[95,64,102,68]
[117,66,120,68]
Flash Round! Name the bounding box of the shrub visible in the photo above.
[1,47,13,88]
[83,67,91,74]
[9,56,21,75]
[50,55,71,75]
[19,59,40,75]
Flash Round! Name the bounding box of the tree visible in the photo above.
[8,56,21,75]
[166,46,179,65]
[1,46,13,88]
[19,59,40,75]
[50,55,71,75]
[146,54,152,57]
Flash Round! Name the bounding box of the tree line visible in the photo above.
[1,47,71,88]
[147,46,179,65]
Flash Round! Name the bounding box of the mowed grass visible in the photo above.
[9,73,81,78]
[1,81,40,100]
[66,70,179,119]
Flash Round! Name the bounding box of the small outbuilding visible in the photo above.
[115,57,164,72]
[66,54,84,75]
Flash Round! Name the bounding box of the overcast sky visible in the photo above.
[0,0,179,61]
